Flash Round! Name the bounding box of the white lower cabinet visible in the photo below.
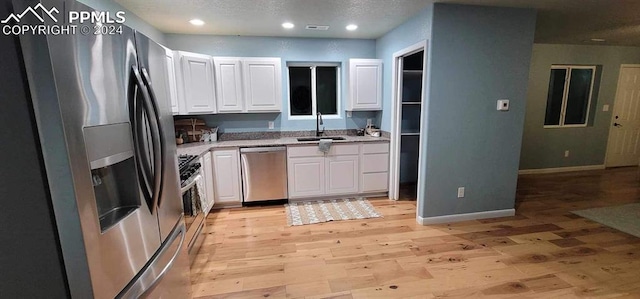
[360,143,390,193]
[287,144,362,199]
[325,155,359,195]
[201,151,215,214]
[361,172,388,193]
[287,157,325,198]
[212,148,242,205]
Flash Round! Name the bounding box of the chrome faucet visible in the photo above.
[316,112,324,137]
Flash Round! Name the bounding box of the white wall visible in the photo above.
[78,0,165,44]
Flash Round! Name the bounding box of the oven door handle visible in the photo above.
[180,174,201,194]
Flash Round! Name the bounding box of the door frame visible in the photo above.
[604,64,640,167]
[388,40,428,215]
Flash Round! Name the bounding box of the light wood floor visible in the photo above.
[191,167,640,298]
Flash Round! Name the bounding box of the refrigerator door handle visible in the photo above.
[129,65,154,207]
[140,67,166,207]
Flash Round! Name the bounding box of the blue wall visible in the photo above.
[165,35,378,132]
[376,5,433,132]
[421,4,536,218]
[375,5,433,189]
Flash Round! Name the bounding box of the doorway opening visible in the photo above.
[605,64,640,167]
[389,41,427,207]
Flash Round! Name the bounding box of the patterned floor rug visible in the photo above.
[285,198,382,226]
[572,203,640,238]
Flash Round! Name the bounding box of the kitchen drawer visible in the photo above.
[327,144,359,156]
[362,153,389,173]
[362,142,389,154]
[361,172,388,192]
[288,145,324,158]
[288,143,359,158]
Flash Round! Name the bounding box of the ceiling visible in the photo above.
[115,0,640,46]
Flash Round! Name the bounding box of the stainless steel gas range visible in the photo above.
[178,154,208,263]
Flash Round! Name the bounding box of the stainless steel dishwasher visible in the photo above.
[240,147,288,202]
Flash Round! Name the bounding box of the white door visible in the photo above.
[212,149,242,204]
[606,65,640,167]
[164,48,179,115]
[242,58,282,112]
[214,58,244,113]
[325,155,359,195]
[179,52,216,114]
[202,151,215,213]
[348,59,382,111]
[288,157,325,198]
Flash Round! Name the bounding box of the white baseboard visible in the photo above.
[518,165,605,175]
[417,208,515,225]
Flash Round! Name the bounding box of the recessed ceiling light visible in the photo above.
[189,19,205,26]
[282,22,294,29]
[590,38,606,42]
[346,24,358,31]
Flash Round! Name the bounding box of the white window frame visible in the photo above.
[544,65,596,129]
[287,62,341,120]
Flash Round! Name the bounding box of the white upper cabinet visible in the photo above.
[242,58,282,112]
[168,52,282,115]
[175,51,216,114]
[164,48,179,115]
[213,57,243,113]
[347,59,383,111]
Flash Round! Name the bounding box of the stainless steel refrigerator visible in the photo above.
[14,0,192,297]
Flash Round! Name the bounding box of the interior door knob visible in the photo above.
[614,122,623,127]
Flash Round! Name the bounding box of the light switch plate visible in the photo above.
[268,121,274,129]
[603,104,609,112]
[497,99,509,111]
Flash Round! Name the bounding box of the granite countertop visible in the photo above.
[176,135,390,156]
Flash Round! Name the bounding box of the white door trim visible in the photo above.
[604,64,640,167]
[388,40,428,222]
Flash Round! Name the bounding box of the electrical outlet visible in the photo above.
[497,99,510,111]
[457,187,465,198]
[603,104,609,112]
[367,119,372,127]
[347,111,352,118]
[268,121,274,129]
[564,150,570,158]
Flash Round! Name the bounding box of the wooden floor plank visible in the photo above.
[192,167,640,298]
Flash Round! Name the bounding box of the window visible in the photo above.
[544,65,596,127]
[288,63,339,118]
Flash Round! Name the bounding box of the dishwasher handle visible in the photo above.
[240,146,287,153]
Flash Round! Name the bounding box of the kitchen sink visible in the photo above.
[296,136,346,142]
